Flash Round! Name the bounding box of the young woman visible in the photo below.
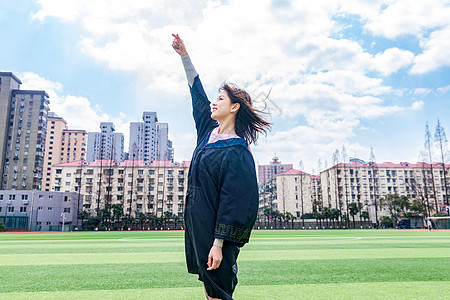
[172,34,271,300]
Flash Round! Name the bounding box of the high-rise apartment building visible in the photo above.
[42,113,87,191]
[86,122,124,163]
[129,112,173,162]
[0,72,49,190]
[258,155,293,185]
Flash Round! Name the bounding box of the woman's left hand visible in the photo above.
[207,245,223,270]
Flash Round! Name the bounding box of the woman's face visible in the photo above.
[211,90,238,121]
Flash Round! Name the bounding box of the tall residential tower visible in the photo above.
[0,72,49,190]
[129,112,173,162]
[86,122,124,163]
[42,113,87,191]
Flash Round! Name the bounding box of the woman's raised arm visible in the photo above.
[172,33,217,143]
[172,33,188,57]
[172,33,198,87]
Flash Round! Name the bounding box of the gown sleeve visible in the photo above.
[189,75,218,144]
[214,147,259,246]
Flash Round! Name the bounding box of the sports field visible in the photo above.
[0,230,449,299]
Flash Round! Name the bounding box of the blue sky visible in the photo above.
[1,0,449,173]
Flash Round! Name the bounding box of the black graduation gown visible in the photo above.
[184,75,259,300]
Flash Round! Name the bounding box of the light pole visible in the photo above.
[61,213,66,231]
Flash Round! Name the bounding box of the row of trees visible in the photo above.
[262,205,371,229]
[78,204,182,231]
[262,192,442,229]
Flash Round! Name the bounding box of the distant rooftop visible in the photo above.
[0,72,22,84]
[12,89,49,98]
[276,168,309,176]
[325,161,450,171]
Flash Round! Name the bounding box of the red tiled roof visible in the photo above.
[329,161,450,170]
[55,159,191,168]
[276,168,309,176]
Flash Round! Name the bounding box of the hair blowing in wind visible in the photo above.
[220,83,272,145]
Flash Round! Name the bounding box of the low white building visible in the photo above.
[0,190,81,231]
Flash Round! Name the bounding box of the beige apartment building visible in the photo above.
[258,169,317,222]
[274,169,314,219]
[263,161,449,227]
[43,114,86,191]
[320,161,450,223]
[50,159,190,218]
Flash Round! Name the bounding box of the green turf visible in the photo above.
[1,230,449,299]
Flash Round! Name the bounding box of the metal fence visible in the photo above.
[0,216,28,229]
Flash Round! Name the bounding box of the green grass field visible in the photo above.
[0,230,449,299]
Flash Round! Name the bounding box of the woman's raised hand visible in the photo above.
[172,33,188,57]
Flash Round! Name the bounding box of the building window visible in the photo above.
[20,207,27,213]
[64,207,70,213]
[8,207,14,213]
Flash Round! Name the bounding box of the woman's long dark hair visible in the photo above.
[220,83,272,145]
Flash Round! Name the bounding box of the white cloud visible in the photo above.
[373,47,414,75]
[411,100,425,111]
[30,0,449,169]
[344,0,450,39]
[437,85,450,94]
[413,88,430,96]
[339,0,450,74]
[411,26,450,74]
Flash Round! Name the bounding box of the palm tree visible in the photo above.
[361,211,370,227]
[277,211,284,228]
[79,210,89,230]
[331,209,341,228]
[132,217,140,230]
[263,207,272,228]
[322,207,331,228]
[122,214,131,230]
[314,211,322,228]
[163,211,172,229]
[148,213,157,228]
[173,214,180,229]
[348,202,359,228]
[100,208,110,228]
[111,204,123,229]
[138,212,146,230]
[341,213,350,228]
[285,212,295,229]
[271,210,282,228]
